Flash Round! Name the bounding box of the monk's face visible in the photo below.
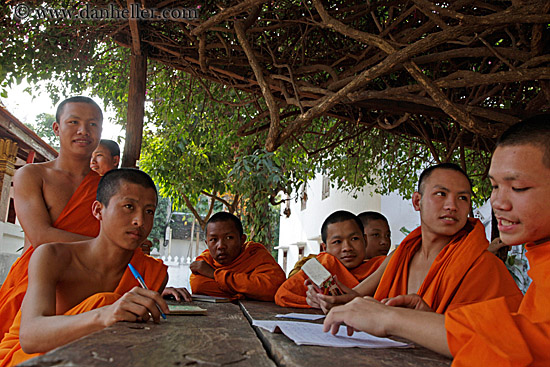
[490,144,550,246]
[364,219,391,259]
[205,220,246,265]
[53,102,102,157]
[91,144,119,176]
[412,169,471,240]
[94,182,157,250]
[321,219,366,269]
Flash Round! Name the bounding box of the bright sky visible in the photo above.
[2,79,125,146]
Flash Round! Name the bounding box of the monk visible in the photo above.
[90,139,120,176]
[323,115,550,366]
[358,211,391,259]
[189,212,286,301]
[308,163,522,314]
[0,96,103,339]
[0,169,169,366]
[89,139,154,256]
[275,210,385,308]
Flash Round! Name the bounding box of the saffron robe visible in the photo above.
[0,171,101,339]
[190,241,286,301]
[275,253,385,308]
[373,218,523,314]
[446,241,550,367]
[0,250,167,367]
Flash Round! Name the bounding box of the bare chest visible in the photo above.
[55,270,123,314]
[42,173,84,223]
[406,255,434,294]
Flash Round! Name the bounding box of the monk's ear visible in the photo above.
[412,192,422,212]
[363,233,368,247]
[240,234,247,244]
[52,121,60,137]
[112,155,120,168]
[92,200,104,221]
[320,243,327,252]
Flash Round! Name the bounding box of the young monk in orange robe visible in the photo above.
[323,115,550,366]
[373,217,522,313]
[0,169,170,366]
[308,164,521,314]
[190,212,286,301]
[275,210,385,308]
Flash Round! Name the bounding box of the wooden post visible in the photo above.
[122,52,147,168]
[0,139,18,222]
[122,0,147,168]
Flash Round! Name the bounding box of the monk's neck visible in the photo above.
[417,231,452,259]
[86,238,135,274]
[54,152,93,176]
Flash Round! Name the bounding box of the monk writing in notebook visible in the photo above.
[190,212,286,301]
[275,210,385,308]
[324,115,550,366]
[0,97,104,338]
[309,163,522,314]
[0,169,169,366]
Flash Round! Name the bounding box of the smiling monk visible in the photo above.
[275,211,385,308]
[189,212,286,301]
[308,163,522,314]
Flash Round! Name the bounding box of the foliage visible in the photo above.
[148,195,171,249]
[24,112,59,150]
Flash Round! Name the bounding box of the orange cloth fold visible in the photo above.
[275,253,385,308]
[446,241,550,367]
[190,241,286,301]
[0,171,101,339]
[0,252,167,366]
[374,218,523,314]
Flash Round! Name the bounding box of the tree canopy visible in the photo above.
[1,0,548,244]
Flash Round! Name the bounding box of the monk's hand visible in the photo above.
[190,260,215,279]
[162,287,192,302]
[323,297,390,337]
[381,294,434,312]
[305,279,324,309]
[316,278,359,314]
[101,287,169,326]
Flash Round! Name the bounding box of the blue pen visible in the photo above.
[128,264,166,320]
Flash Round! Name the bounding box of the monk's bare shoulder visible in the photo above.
[13,161,52,186]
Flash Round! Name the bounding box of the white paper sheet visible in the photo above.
[252,320,410,348]
[276,313,325,321]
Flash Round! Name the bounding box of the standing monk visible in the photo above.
[0,97,103,338]
[323,115,550,366]
[190,212,286,301]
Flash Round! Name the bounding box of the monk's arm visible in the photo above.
[324,297,451,357]
[353,251,392,295]
[216,261,285,300]
[310,252,394,312]
[14,166,91,248]
[19,245,168,353]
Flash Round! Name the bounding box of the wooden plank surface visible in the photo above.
[20,301,276,367]
[239,300,452,367]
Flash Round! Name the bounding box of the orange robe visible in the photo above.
[275,253,385,308]
[0,171,101,339]
[446,241,550,367]
[374,218,523,314]
[190,241,286,301]
[0,250,167,367]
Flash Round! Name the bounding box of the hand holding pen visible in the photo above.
[128,264,168,320]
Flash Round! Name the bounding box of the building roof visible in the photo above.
[0,105,58,163]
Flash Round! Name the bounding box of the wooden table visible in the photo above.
[20,300,452,367]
